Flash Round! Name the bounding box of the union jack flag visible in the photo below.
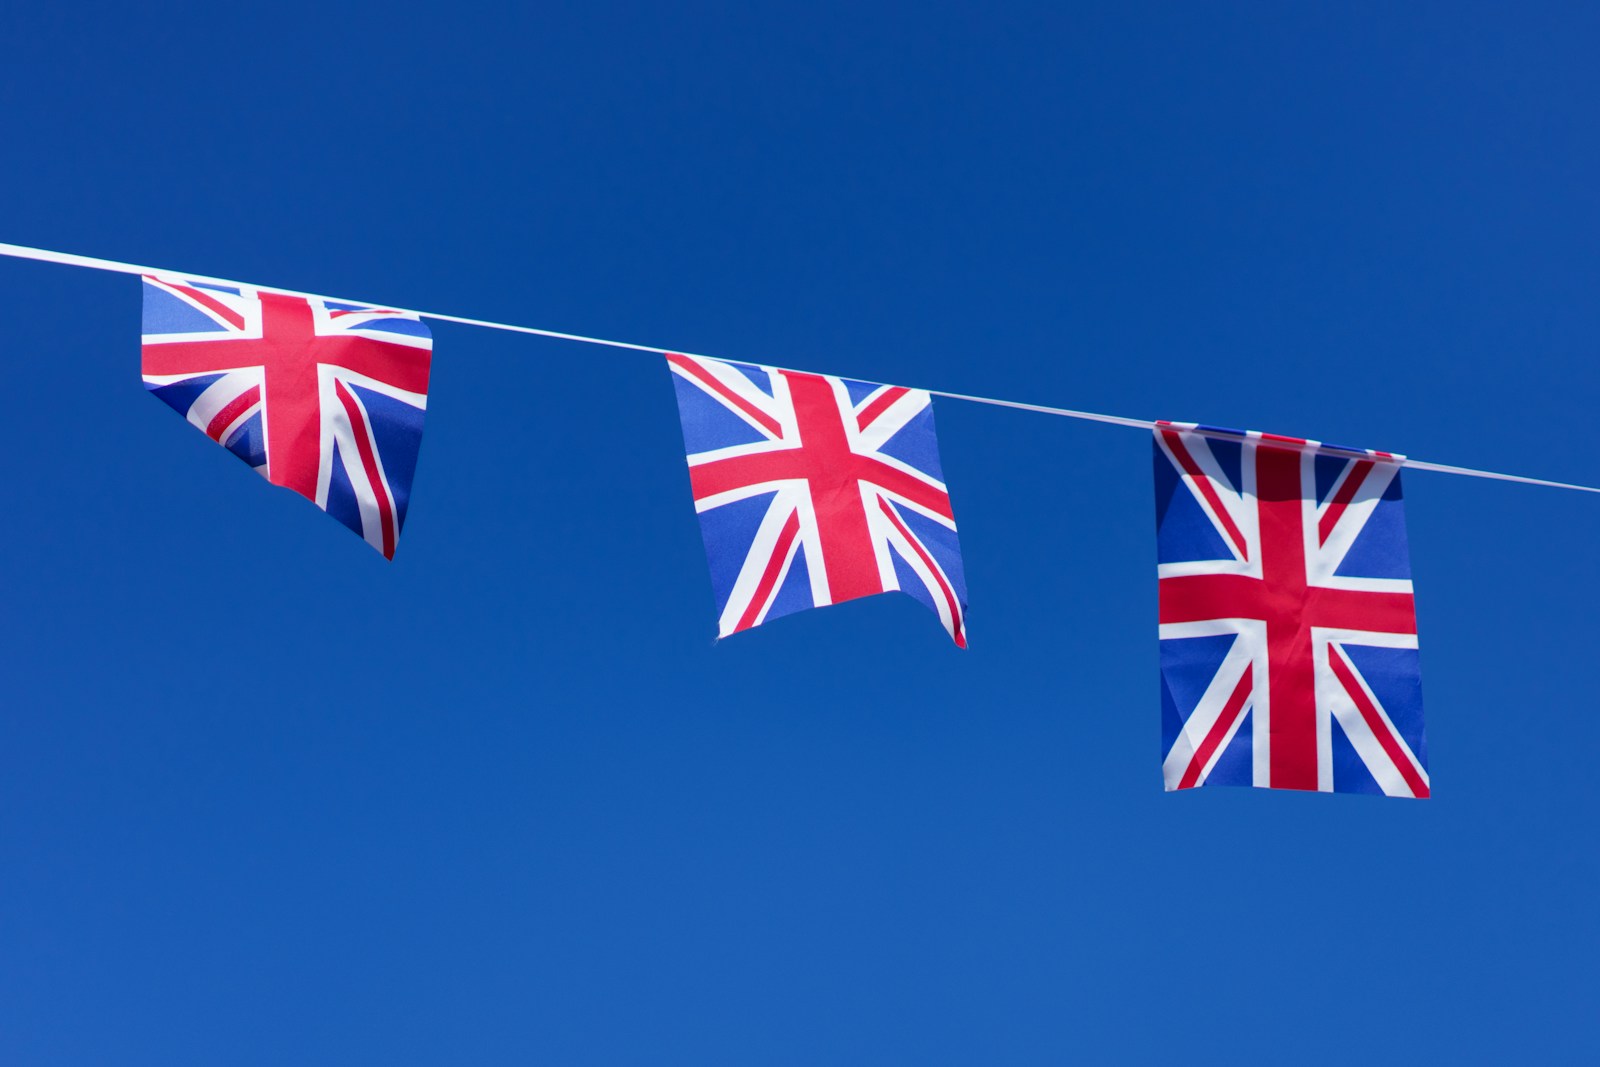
[668,353,967,645]
[141,275,432,559]
[1155,422,1428,797]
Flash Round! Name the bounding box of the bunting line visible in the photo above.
[3,240,1595,495]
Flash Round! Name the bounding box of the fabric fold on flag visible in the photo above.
[1154,421,1428,797]
[667,353,968,645]
[141,275,432,558]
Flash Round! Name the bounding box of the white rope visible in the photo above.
[3,241,1595,494]
[1397,459,1598,494]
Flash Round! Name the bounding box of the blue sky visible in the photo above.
[2,3,1597,1062]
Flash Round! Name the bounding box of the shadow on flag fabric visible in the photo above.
[140,276,432,559]
[668,353,967,645]
[1154,422,1428,797]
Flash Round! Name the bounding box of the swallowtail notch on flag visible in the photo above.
[1154,422,1428,797]
[668,353,967,645]
[140,276,432,558]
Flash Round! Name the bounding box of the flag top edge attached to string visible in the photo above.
[1155,421,1406,464]
[3,240,1595,496]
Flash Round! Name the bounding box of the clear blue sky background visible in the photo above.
[2,3,1597,1063]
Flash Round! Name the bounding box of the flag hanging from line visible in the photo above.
[1154,422,1428,797]
[140,276,433,559]
[668,353,968,645]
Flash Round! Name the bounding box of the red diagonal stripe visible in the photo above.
[1178,663,1254,790]
[668,353,782,439]
[334,379,397,560]
[856,386,910,431]
[1161,430,1249,560]
[204,384,261,442]
[1318,460,1374,545]
[153,278,246,330]
[734,508,802,633]
[878,496,965,647]
[1329,646,1429,798]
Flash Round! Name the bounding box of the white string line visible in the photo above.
[4,240,1596,495]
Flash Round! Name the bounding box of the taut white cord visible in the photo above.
[3,241,1594,494]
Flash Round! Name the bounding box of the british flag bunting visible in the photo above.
[141,276,432,558]
[668,353,967,645]
[1154,422,1429,797]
